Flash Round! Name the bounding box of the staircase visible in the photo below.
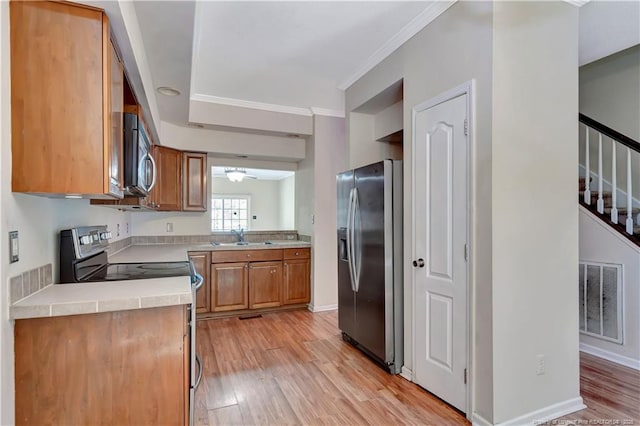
[579,113,640,247]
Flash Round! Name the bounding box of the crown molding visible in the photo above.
[310,107,345,118]
[338,0,457,91]
[564,0,590,6]
[190,93,313,117]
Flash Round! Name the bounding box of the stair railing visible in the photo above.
[580,113,640,235]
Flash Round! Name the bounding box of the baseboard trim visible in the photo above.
[580,342,640,371]
[400,366,413,381]
[494,397,585,426]
[472,413,493,426]
[308,304,338,313]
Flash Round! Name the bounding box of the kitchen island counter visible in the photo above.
[10,276,192,320]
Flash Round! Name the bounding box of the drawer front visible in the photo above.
[283,248,310,260]
[211,249,283,263]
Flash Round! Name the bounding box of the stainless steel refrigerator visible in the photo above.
[337,159,403,374]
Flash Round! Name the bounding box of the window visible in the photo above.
[211,195,250,231]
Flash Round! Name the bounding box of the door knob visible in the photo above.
[412,258,425,268]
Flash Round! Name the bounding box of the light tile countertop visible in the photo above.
[109,241,312,263]
[11,241,311,320]
[10,277,192,320]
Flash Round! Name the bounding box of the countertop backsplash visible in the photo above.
[9,263,53,304]
[131,231,299,245]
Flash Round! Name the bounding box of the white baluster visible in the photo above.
[626,147,633,235]
[584,127,591,204]
[597,133,604,213]
[611,140,618,223]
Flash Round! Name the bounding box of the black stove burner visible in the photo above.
[82,262,192,282]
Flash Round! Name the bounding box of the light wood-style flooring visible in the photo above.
[195,310,640,425]
[194,310,468,425]
[555,352,639,425]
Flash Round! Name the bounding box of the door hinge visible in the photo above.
[464,368,467,384]
[464,244,468,261]
[464,119,468,136]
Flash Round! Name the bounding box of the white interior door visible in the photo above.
[413,93,468,412]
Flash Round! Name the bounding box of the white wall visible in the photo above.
[491,2,580,423]
[311,115,346,310]
[295,137,315,238]
[161,121,306,162]
[579,207,640,368]
[1,4,132,421]
[279,175,295,230]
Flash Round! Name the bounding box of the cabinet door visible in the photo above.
[182,152,207,212]
[283,259,310,305]
[249,262,282,309]
[10,2,111,196]
[189,252,210,314]
[212,263,248,312]
[107,39,124,198]
[151,146,182,211]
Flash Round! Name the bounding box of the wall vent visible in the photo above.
[579,261,623,344]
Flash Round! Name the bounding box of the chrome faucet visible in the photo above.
[231,228,245,243]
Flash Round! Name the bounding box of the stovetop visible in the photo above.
[82,261,193,283]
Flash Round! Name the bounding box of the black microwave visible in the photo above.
[123,113,156,197]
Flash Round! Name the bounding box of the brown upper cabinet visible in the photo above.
[183,152,208,212]
[10,1,124,198]
[149,145,182,211]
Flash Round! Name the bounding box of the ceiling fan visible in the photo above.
[225,168,257,182]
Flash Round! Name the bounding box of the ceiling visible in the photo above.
[211,167,295,181]
[133,1,436,126]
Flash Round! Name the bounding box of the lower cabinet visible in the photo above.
[249,261,282,309]
[283,259,311,305]
[14,306,189,425]
[200,248,311,316]
[211,262,249,312]
[189,252,210,314]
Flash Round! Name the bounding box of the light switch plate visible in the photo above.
[9,231,19,263]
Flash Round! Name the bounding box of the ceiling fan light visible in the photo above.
[225,169,246,182]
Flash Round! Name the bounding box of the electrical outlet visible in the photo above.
[536,354,545,375]
[166,222,174,233]
[126,222,129,234]
[116,223,121,237]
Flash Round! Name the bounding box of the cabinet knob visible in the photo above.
[295,252,299,256]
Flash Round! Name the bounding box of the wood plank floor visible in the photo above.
[554,352,639,425]
[195,310,640,425]
[194,310,468,425]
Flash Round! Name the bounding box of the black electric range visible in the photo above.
[59,225,194,284]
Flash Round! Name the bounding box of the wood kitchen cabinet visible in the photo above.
[149,145,183,211]
[204,248,310,317]
[10,1,124,198]
[283,248,311,305]
[14,306,189,425]
[183,152,208,212]
[189,252,210,314]
[249,261,282,309]
[211,262,249,312]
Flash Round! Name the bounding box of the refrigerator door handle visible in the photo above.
[346,188,356,292]
[353,187,362,292]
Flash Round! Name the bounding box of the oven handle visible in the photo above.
[194,353,203,390]
[194,273,204,291]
